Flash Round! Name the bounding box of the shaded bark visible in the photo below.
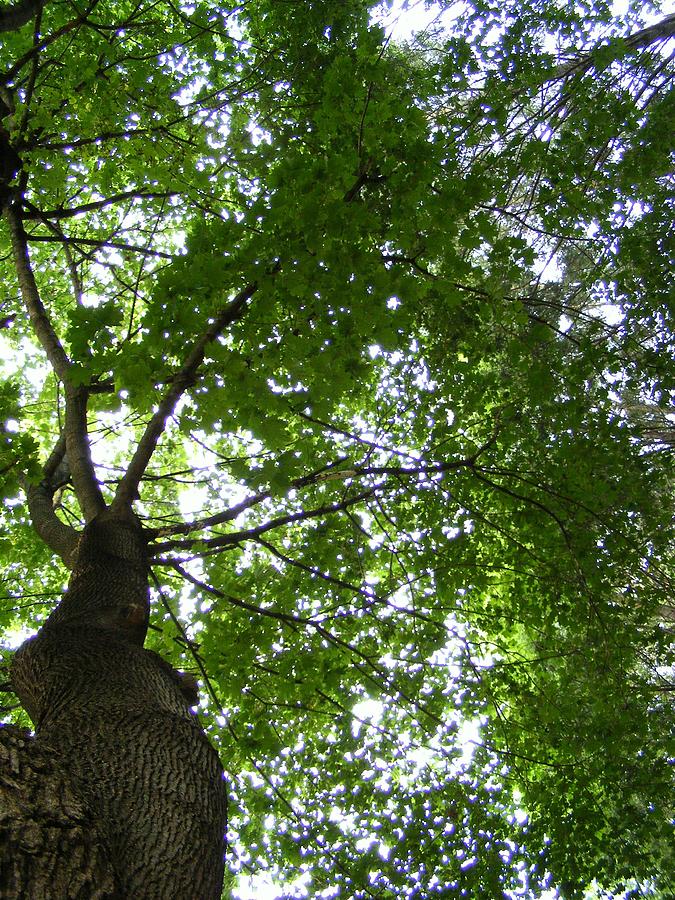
[4,511,227,899]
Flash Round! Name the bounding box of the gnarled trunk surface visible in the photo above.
[1,513,227,899]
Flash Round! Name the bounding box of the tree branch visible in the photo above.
[41,430,67,483]
[552,13,675,82]
[23,481,79,567]
[166,560,398,687]
[2,0,99,82]
[255,537,376,602]
[64,384,106,520]
[148,456,355,539]
[21,433,79,566]
[296,409,423,462]
[149,489,376,555]
[6,203,105,519]
[112,281,258,513]
[23,191,179,221]
[167,560,312,626]
[25,233,176,260]
[0,0,45,34]
[148,450,485,541]
[5,202,71,382]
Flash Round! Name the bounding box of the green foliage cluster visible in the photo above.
[0,0,673,897]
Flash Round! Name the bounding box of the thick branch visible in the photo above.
[112,281,257,513]
[24,481,79,567]
[0,0,45,33]
[41,431,67,483]
[624,13,675,50]
[64,385,106,520]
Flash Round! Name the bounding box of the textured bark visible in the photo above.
[6,511,227,899]
[0,724,119,899]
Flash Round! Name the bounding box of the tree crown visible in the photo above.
[1,1,674,896]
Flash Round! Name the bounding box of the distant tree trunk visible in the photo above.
[1,511,227,899]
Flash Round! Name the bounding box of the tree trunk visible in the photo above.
[1,512,227,899]
[0,723,120,898]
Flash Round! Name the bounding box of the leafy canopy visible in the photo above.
[0,0,673,897]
